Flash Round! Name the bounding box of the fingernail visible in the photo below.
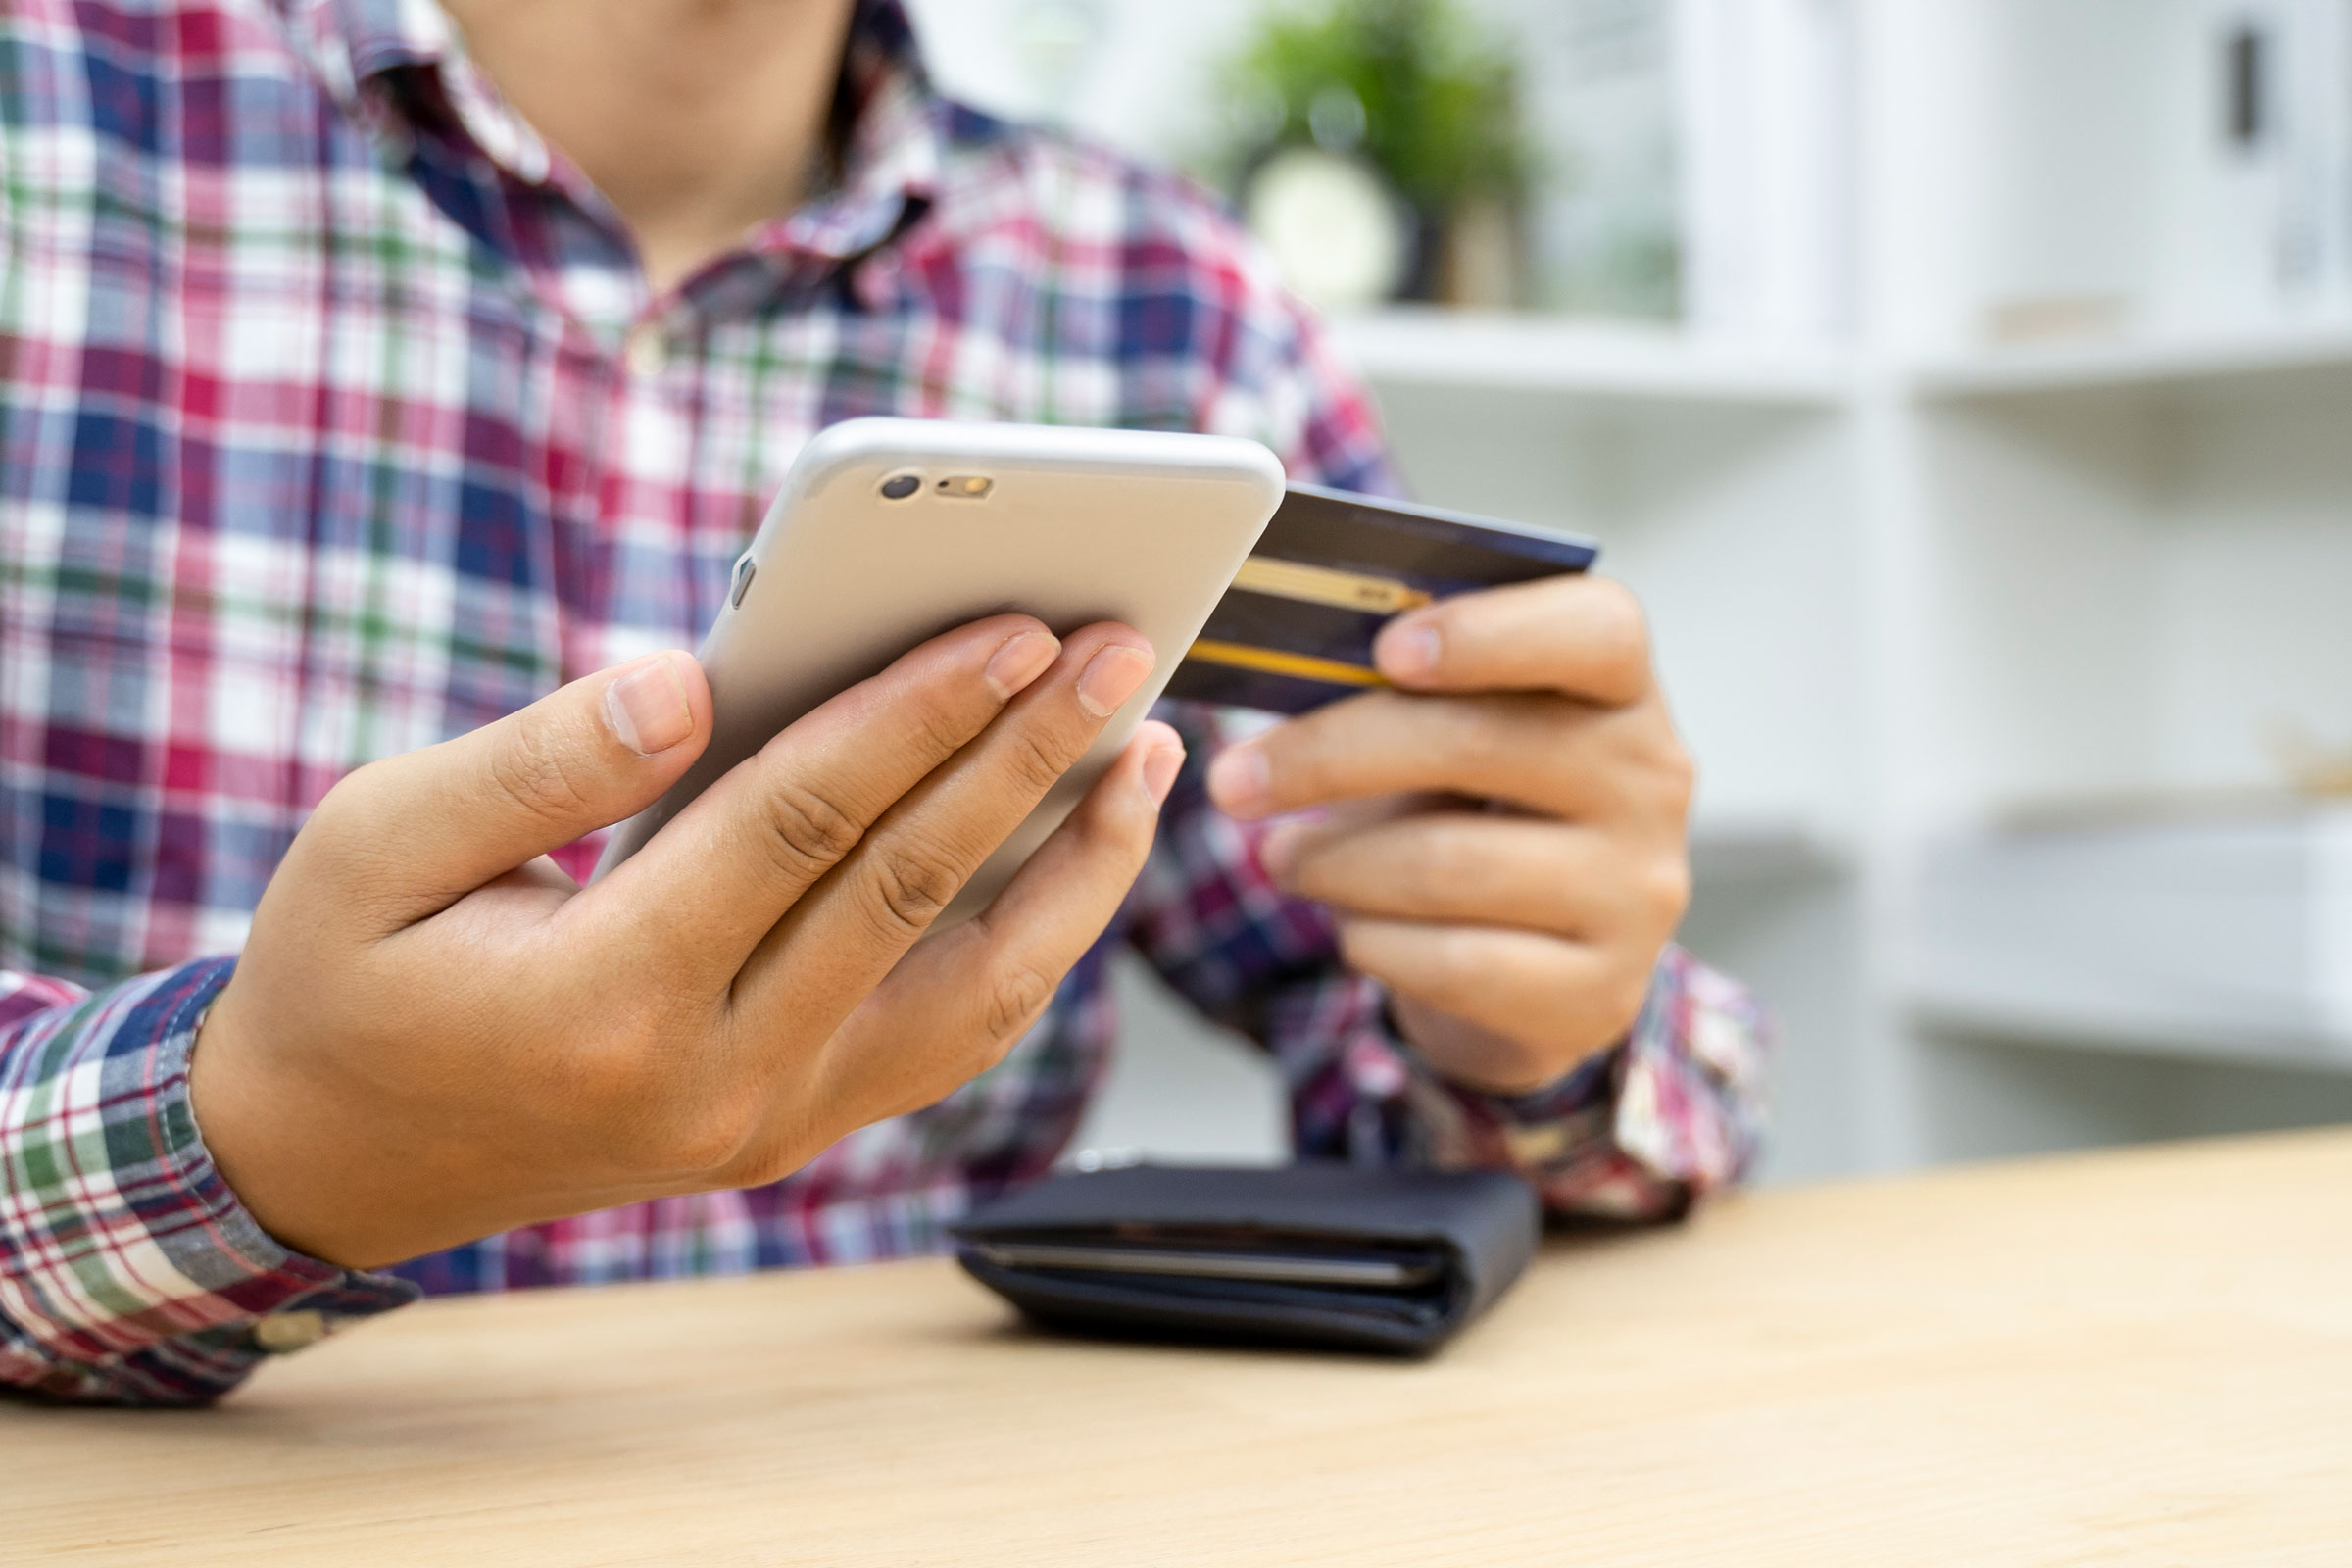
[984,629,1060,701]
[1376,618,1442,681]
[1076,643,1154,718]
[1205,744,1270,817]
[604,654,694,756]
[1141,741,1186,807]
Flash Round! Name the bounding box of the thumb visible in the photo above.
[326,652,711,910]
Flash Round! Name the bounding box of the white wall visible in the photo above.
[901,0,1253,161]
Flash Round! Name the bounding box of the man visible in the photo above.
[0,0,1767,1405]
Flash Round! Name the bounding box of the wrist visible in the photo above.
[187,976,414,1270]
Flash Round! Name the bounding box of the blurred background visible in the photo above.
[904,0,2352,1183]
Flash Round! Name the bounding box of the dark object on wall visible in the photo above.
[1218,0,1532,308]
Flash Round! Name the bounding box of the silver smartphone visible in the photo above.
[594,416,1288,923]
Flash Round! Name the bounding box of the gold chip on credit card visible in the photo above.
[1229,557,1433,614]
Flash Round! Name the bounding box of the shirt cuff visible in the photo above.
[1,958,418,1405]
[1396,947,1773,1220]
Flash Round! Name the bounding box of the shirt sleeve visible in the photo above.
[0,961,417,1406]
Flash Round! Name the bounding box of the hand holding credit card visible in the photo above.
[1181,480,1697,1103]
[1161,483,1599,714]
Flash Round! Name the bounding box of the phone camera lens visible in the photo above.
[879,472,920,501]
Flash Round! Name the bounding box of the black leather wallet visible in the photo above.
[952,1163,1541,1355]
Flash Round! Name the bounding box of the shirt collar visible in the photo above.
[758,1,944,265]
[286,0,945,267]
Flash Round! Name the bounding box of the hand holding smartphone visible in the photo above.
[595,417,1287,922]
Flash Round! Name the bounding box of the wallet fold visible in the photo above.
[953,1163,1541,1356]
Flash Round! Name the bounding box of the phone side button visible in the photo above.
[730,555,758,607]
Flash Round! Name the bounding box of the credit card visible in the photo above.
[1161,482,1599,714]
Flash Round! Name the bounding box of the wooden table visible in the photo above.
[12,1130,2352,1565]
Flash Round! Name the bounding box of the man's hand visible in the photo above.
[1204,576,1691,1096]
[191,616,1179,1270]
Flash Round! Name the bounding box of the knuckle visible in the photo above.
[1651,728,1697,808]
[866,836,965,936]
[1601,964,1656,1036]
[489,716,600,828]
[1644,856,1693,929]
[296,767,372,857]
[311,762,374,823]
[1594,707,1692,824]
[289,763,410,898]
[1586,581,1653,692]
[980,958,1058,1046]
[999,718,1081,798]
[313,759,408,841]
[758,779,866,879]
[903,683,989,764]
[1490,1038,1554,1090]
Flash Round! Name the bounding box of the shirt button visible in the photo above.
[252,1309,330,1353]
[623,321,666,377]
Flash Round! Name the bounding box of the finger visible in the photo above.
[305,650,711,925]
[733,624,1157,1014]
[747,721,1183,1160]
[1372,574,1655,704]
[1206,689,1660,821]
[1264,809,1688,936]
[844,720,1182,1126]
[1334,917,1648,1070]
[594,613,1064,965]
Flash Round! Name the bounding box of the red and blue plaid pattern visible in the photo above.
[0,0,1768,1404]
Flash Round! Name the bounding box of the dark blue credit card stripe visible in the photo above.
[1279,483,1601,573]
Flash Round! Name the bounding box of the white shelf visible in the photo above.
[1911,324,2352,400]
[1333,312,2352,408]
[1329,309,1855,409]
[1914,812,2352,1072]
[1912,991,2352,1071]
[1690,817,1851,883]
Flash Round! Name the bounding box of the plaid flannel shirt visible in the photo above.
[0,0,1770,1405]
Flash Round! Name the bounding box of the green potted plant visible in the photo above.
[1215,0,1533,310]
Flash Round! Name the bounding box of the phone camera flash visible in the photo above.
[938,474,994,499]
[878,471,922,501]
